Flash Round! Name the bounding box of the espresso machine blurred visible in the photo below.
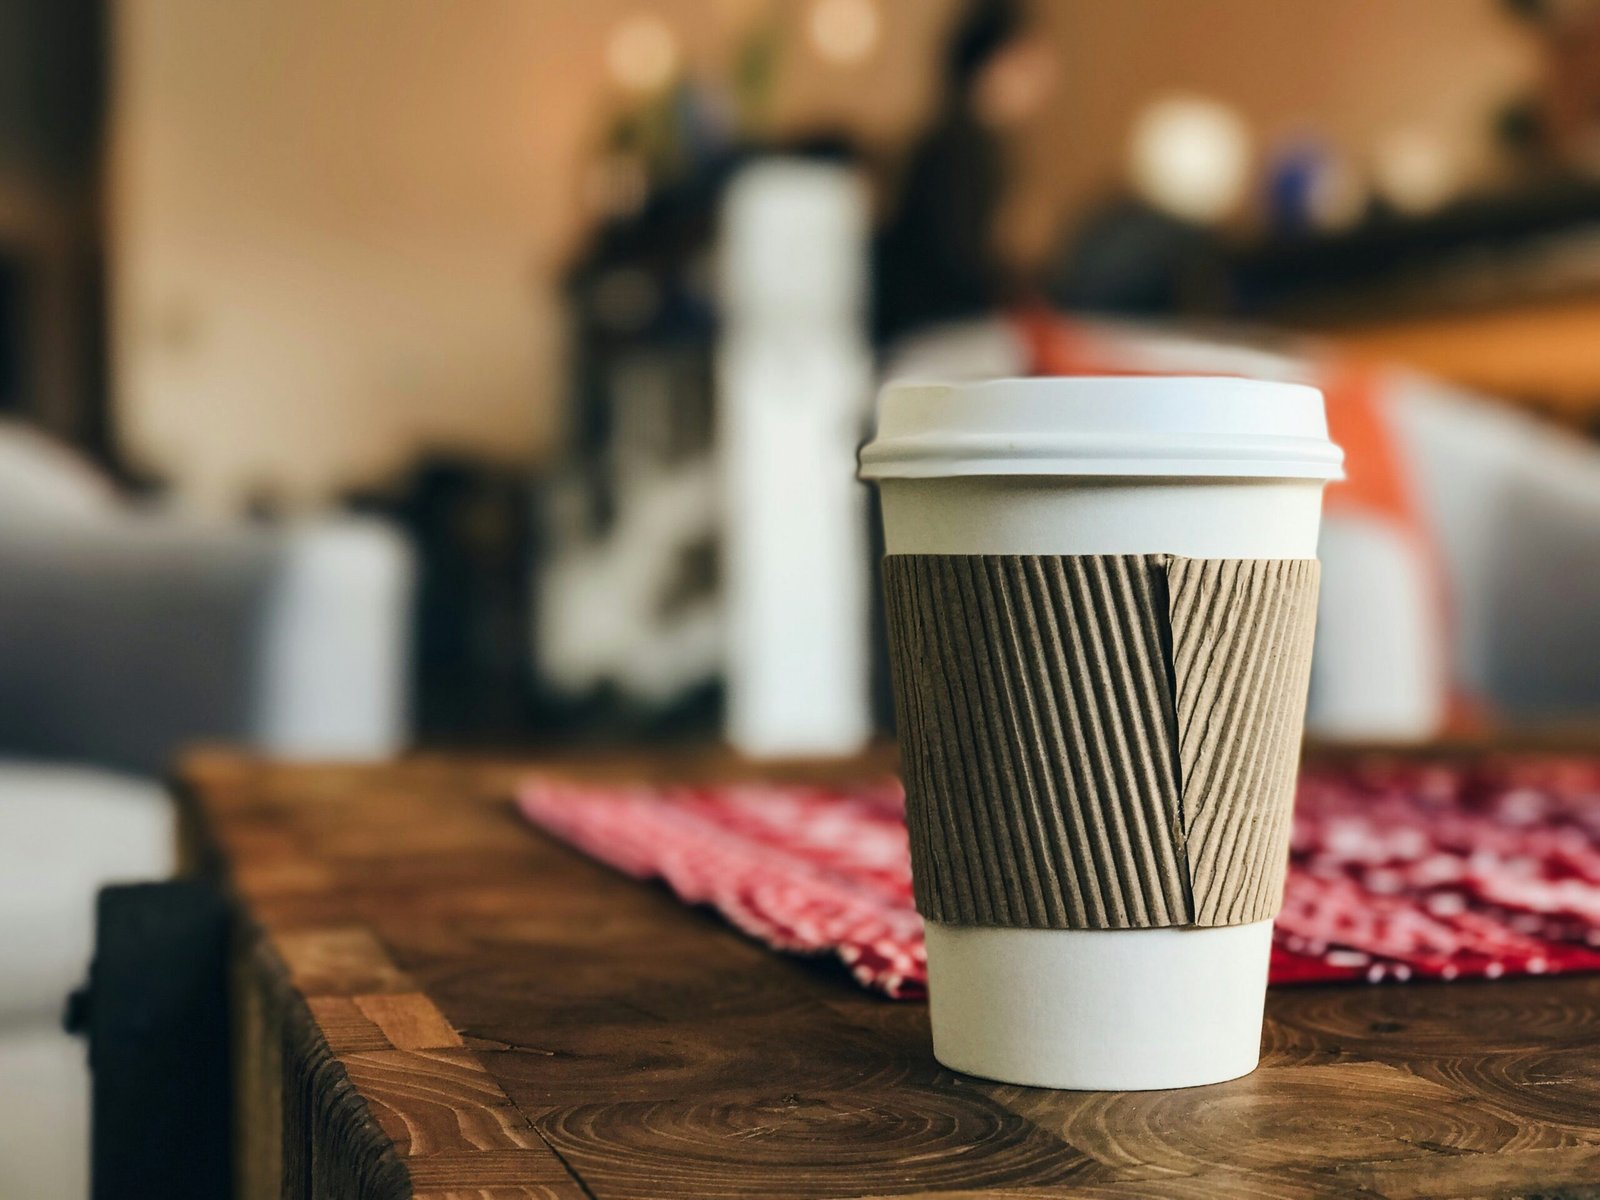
[536,152,876,756]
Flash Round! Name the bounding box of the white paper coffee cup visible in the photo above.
[860,376,1342,1091]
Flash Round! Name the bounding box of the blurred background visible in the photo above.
[8,0,1600,1194]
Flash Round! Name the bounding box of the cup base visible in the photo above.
[925,919,1272,1091]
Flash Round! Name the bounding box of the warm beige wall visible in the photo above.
[109,0,955,511]
[113,1,583,511]
[109,0,1538,512]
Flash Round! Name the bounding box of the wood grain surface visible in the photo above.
[178,750,1600,1200]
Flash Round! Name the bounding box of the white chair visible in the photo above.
[883,317,1600,738]
[0,422,413,1200]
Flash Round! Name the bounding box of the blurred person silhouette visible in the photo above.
[872,0,1055,342]
[1048,94,1251,316]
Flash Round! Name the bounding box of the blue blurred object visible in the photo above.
[1265,138,1330,237]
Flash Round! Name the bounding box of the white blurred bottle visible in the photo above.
[716,158,874,758]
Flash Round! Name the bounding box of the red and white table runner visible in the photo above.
[518,756,1600,999]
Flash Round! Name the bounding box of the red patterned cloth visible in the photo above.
[517,756,1600,999]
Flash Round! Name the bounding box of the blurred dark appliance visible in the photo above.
[537,148,875,755]
[354,457,540,747]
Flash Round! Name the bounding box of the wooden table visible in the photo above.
[178,752,1600,1199]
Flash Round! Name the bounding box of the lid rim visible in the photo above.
[860,461,1344,481]
[860,375,1344,482]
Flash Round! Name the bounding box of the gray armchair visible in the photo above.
[0,423,413,1200]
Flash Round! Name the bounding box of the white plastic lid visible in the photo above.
[858,376,1344,481]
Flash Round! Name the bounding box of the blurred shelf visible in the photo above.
[1233,178,1600,323]
[1216,178,1600,432]
[1320,292,1600,431]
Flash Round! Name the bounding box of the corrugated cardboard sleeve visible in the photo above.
[882,555,1320,929]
